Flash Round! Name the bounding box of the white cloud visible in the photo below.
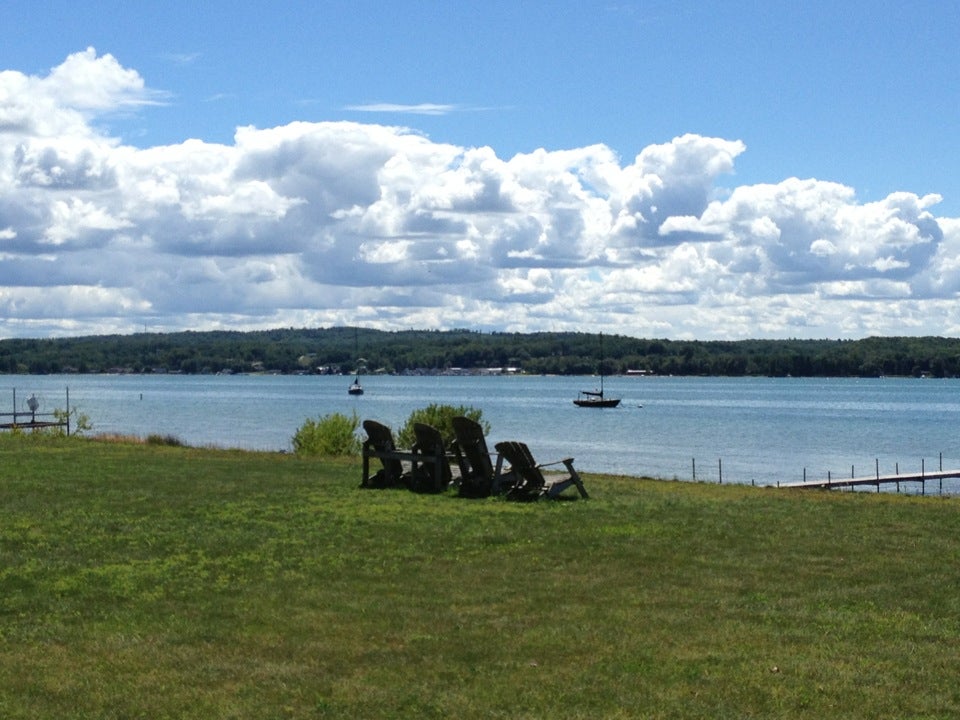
[162,52,201,66]
[0,48,162,142]
[809,239,837,256]
[0,285,149,318]
[44,197,133,245]
[345,103,459,116]
[1,50,959,339]
[45,47,161,112]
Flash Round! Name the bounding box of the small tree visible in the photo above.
[292,412,361,457]
[397,403,488,448]
[52,406,93,436]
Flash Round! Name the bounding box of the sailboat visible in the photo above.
[574,333,621,408]
[348,328,364,395]
[348,374,364,395]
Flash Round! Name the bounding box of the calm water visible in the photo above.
[6,374,960,490]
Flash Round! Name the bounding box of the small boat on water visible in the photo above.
[574,388,620,408]
[574,332,621,408]
[348,376,364,395]
[348,328,365,395]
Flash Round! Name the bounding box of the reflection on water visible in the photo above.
[6,374,960,490]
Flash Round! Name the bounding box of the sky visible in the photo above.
[1,0,960,340]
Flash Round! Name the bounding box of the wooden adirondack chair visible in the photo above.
[360,419,409,488]
[410,422,453,493]
[451,416,515,497]
[493,441,589,500]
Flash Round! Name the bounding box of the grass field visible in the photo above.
[1,433,958,719]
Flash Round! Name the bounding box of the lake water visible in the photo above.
[5,374,960,491]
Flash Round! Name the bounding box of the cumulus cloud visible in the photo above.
[1,49,959,338]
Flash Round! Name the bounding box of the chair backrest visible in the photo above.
[412,422,451,492]
[363,419,396,451]
[452,416,495,494]
[494,441,546,497]
[362,419,405,484]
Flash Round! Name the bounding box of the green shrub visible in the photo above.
[397,404,488,448]
[146,434,183,446]
[45,406,93,436]
[292,411,361,456]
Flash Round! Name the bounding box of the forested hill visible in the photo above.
[1,328,960,378]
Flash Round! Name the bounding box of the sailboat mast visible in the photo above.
[599,332,604,397]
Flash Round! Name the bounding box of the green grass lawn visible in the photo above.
[1,433,958,719]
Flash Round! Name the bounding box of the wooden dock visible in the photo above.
[0,420,68,431]
[0,388,71,435]
[780,467,960,492]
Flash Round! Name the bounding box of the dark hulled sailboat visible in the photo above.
[573,333,621,408]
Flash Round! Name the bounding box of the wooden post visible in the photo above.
[692,458,696,482]
[922,458,925,496]
[718,458,722,484]
[66,386,71,436]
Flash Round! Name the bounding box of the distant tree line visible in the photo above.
[1,328,960,378]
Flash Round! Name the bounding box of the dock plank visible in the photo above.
[780,469,960,490]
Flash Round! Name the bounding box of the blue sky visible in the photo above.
[1,1,959,339]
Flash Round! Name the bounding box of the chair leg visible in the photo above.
[563,459,589,499]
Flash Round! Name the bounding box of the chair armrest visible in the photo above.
[537,458,575,469]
